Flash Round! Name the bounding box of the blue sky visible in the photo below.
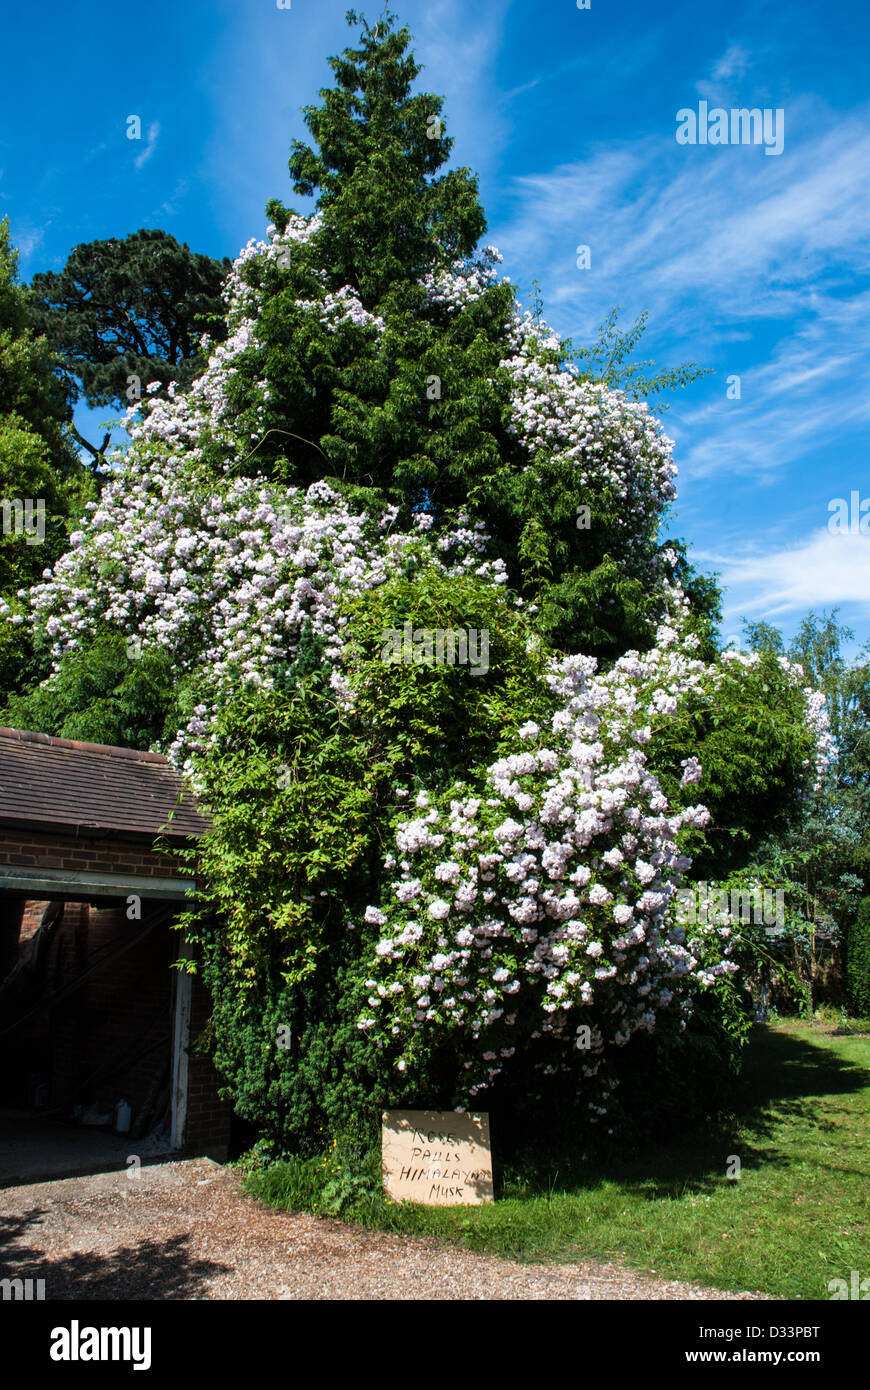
[4,0,869,652]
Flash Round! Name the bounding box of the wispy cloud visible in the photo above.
[491,100,870,485]
[134,121,160,170]
[12,223,46,263]
[496,104,870,317]
[696,42,753,104]
[159,177,189,217]
[703,530,870,635]
[711,44,751,82]
[670,294,870,483]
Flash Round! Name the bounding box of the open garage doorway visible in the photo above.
[0,726,230,1185]
[0,893,191,1184]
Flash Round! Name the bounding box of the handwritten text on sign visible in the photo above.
[381,1110,493,1205]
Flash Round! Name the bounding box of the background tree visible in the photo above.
[737,610,870,1008]
[2,627,176,749]
[0,218,78,477]
[29,229,231,462]
[0,217,92,693]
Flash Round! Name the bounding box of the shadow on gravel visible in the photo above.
[0,1207,232,1300]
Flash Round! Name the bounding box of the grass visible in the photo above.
[243,1020,870,1299]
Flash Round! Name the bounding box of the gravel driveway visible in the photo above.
[0,1158,767,1300]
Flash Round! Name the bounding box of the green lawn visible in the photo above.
[244,1021,870,1299]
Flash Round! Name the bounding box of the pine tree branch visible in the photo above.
[71,424,111,463]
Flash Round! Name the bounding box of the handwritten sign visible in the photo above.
[381,1109,493,1205]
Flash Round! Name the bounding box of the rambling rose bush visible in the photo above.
[353,612,833,1120]
[0,10,836,1149]
[353,620,729,1116]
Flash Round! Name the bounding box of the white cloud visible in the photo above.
[496,105,870,321]
[704,529,870,624]
[670,291,870,481]
[696,43,753,104]
[160,178,189,216]
[711,44,751,83]
[489,98,870,492]
[134,121,160,170]
[12,223,45,262]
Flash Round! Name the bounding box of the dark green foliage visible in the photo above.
[646,650,818,879]
[0,220,76,473]
[0,218,93,693]
[339,560,552,786]
[596,981,751,1145]
[847,898,870,1016]
[0,421,83,601]
[535,554,656,660]
[174,659,391,1151]
[174,574,558,1151]
[29,229,231,416]
[288,8,485,308]
[3,628,176,748]
[230,9,718,660]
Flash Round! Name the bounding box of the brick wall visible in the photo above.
[184,969,231,1161]
[0,826,190,881]
[21,898,49,941]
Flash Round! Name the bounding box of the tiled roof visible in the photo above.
[0,727,209,839]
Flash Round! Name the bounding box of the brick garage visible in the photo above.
[0,727,231,1172]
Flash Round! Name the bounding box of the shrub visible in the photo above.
[847,897,870,1017]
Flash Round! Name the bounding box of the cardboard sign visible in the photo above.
[381,1109,493,1205]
